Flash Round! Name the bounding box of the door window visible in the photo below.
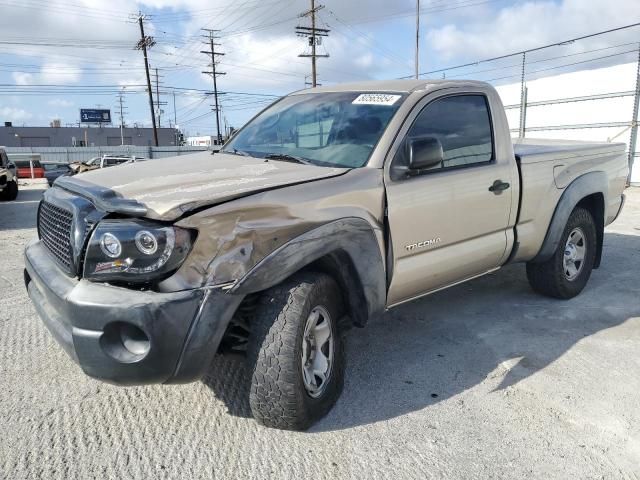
[399,95,494,171]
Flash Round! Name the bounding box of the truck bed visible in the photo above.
[511,137,628,264]
[513,138,626,164]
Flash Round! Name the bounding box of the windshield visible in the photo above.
[223,92,406,168]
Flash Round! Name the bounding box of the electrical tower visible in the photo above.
[153,68,167,128]
[201,29,225,145]
[134,13,158,146]
[296,0,329,88]
[116,90,128,146]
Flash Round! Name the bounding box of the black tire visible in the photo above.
[526,207,597,299]
[247,272,345,430]
[1,180,18,201]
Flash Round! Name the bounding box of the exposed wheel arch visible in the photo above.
[575,193,604,268]
[230,218,387,327]
[302,250,370,327]
[532,172,607,266]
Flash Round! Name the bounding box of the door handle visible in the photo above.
[489,180,510,194]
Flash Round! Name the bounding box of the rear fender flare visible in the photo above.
[229,217,387,325]
[532,171,607,263]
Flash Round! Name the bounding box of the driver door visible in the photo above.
[385,91,515,306]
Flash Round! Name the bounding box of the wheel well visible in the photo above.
[302,251,369,328]
[575,193,604,268]
[220,250,370,354]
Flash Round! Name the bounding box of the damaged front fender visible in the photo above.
[230,217,387,325]
[159,169,388,324]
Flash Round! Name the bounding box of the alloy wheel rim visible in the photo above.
[301,305,334,398]
[563,227,586,281]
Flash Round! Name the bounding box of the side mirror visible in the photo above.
[407,136,444,172]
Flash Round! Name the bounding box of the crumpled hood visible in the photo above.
[57,152,349,220]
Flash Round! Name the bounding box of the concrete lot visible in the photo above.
[1,185,639,479]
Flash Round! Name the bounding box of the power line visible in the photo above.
[446,41,640,79]
[349,0,507,26]
[324,9,411,70]
[483,48,640,83]
[399,21,640,79]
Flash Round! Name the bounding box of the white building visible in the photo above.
[494,62,639,183]
[186,135,216,147]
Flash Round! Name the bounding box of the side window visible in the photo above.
[0,152,6,167]
[105,158,124,166]
[405,95,494,169]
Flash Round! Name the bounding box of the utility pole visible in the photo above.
[153,68,167,128]
[518,52,527,138]
[116,90,128,146]
[296,0,329,87]
[135,13,158,146]
[173,91,179,146]
[415,0,420,79]
[173,91,177,126]
[304,74,321,88]
[628,43,640,183]
[201,29,225,145]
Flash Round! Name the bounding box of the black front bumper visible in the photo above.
[24,240,243,385]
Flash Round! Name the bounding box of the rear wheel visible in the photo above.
[247,272,345,430]
[526,207,597,299]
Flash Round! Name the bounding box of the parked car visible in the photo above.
[68,155,146,175]
[42,162,71,186]
[0,147,18,200]
[24,80,628,430]
[13,158,45,179]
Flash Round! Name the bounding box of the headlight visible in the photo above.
[83,219,195,283]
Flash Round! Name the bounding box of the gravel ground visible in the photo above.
[1,185,640,480]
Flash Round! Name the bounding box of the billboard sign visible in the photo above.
[80,108,112,124]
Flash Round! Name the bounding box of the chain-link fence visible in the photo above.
[405,23,640,183]
[4,145,210,164]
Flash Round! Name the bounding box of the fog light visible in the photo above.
[100,322,150,363]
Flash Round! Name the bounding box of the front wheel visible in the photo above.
[1,180,18,201]
[526,207,597,299]
[247,272,345,430]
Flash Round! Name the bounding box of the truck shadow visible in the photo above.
[0,187,45,230]
[202,231,640,430]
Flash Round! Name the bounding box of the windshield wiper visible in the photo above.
[224,148,252,157]
[264,153,313,165]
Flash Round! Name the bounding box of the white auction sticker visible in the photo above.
[352,93,401,106]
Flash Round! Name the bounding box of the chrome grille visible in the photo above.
[38,201,74,273]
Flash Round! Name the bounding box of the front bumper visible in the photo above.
[24,240,243,385]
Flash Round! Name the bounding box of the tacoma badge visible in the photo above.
[405,237,442,251]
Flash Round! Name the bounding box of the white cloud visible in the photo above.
[427,0,640,62]
[48,98,74,108]
[12,72,33,85]
[0,106,33,122]
[355,53,374,69]
[40,63,82,84]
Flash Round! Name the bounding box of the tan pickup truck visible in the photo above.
[24,80,628,430]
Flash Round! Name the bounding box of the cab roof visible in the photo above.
[290,79,492,95]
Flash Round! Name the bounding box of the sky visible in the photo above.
[0,0,639,137]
